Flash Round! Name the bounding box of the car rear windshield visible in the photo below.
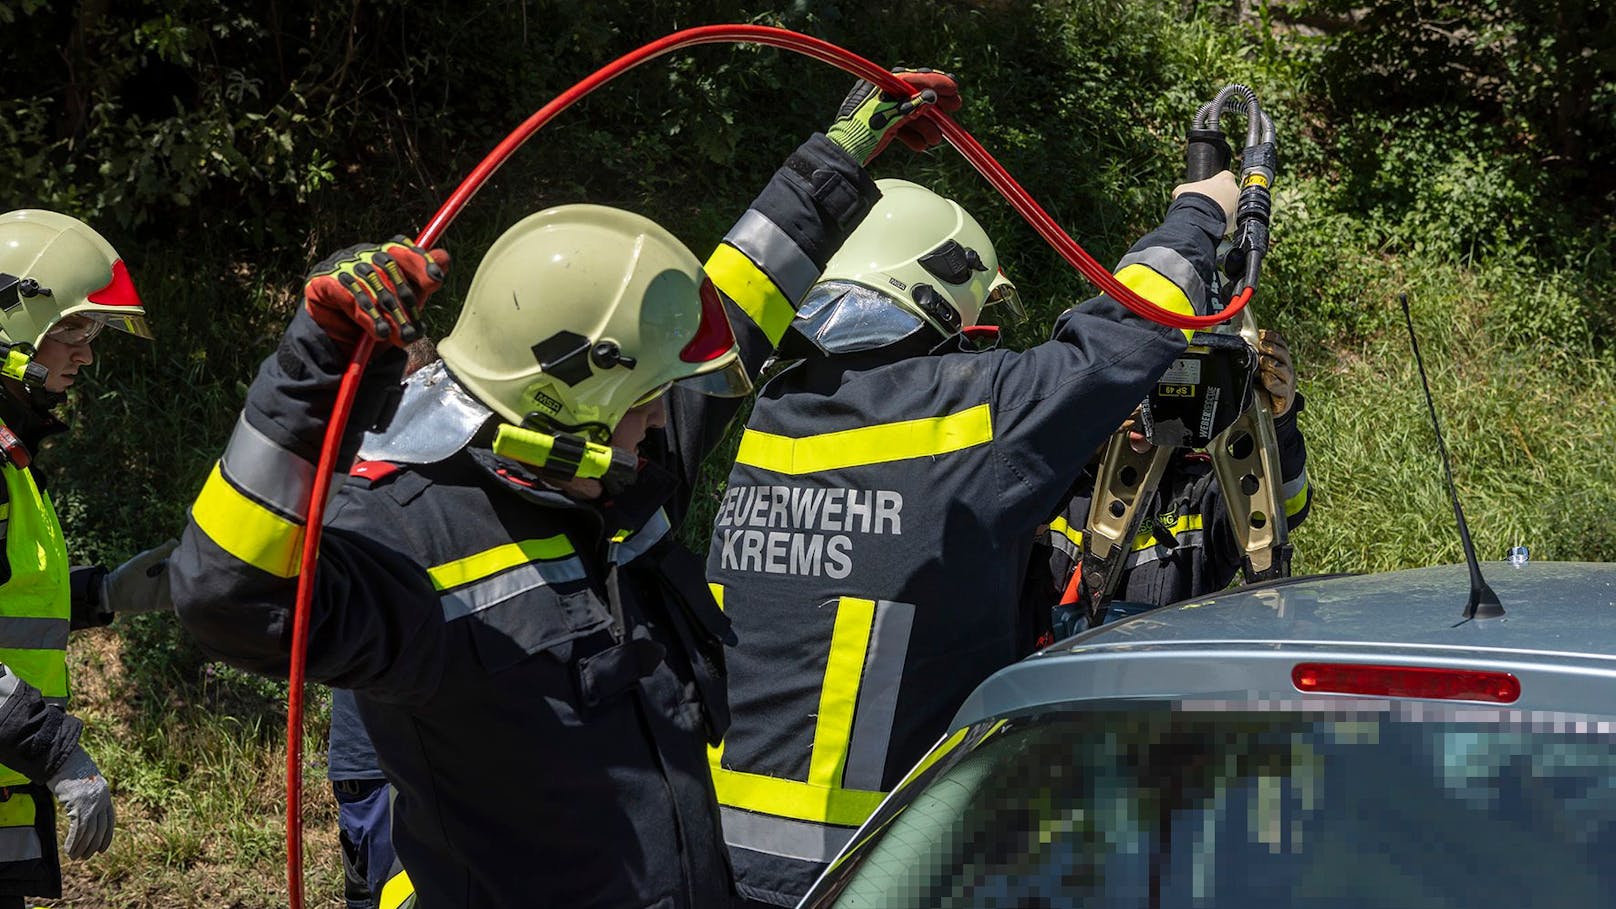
[808,702,1616,907]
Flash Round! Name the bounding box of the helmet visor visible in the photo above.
[675,354,752,399]
[793,281,925,355]
[44,313,108,345]
[47,310,153,343]
[984,272,1025,324]
[96,311,153,340]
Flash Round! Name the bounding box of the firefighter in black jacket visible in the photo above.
[705,174,1239,906]
[169,70,960,908]
[1035,331,1312,634]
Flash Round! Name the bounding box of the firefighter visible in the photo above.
[1037,330,1312,636]
[705,173,1239,906]
[169,70,960,908]
[0,210,176,907]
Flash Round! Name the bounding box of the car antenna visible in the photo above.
[1399,293,1503,621]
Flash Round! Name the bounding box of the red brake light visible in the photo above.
[86,259,142,309]
[1292,663,1521,704]
[679,278,735,363]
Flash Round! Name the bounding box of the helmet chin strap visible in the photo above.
[491,423,639,494]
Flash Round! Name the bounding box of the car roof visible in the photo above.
[1054,561,1616,654]
[952,561,1616,728]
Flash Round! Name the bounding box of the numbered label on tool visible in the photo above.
[1158,358,1203,398]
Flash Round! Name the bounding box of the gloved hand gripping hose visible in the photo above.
[284,25,1261,907]
[1190,85,1276,299]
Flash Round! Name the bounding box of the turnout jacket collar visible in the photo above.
[0,387,65,464]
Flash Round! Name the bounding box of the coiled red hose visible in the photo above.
[284,24,1252,906]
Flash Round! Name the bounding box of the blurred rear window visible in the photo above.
[811,702,1616,907]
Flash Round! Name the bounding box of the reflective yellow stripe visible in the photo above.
[709,583,725,611]
[378,868,414,909]
[0,503,8,522]
[0,792,35,828]
[1115,262,1196,340]
[191,463,305,578]
[710,757,887,828]
[1052,513,1204,554]
[710,595,890,827]
[809,597,875,788]
[736,404,993,475]
[426,535,575,591]
[1284,478,1311,518]
[1135,514,1202,551]
[706,242,797,346]
[1050,515,1083,548]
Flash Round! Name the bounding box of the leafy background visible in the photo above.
[3,0,1612,904]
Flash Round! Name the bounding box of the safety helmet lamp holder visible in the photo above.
[491,423,639,494]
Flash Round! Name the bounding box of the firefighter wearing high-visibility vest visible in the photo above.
[1033,332,1312,635]
[0,210,174,907]
[170,71,961,909]
[705,174,1239,906]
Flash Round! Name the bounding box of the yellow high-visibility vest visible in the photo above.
[0,419,71,862]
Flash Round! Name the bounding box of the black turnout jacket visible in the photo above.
[171,134,880,909]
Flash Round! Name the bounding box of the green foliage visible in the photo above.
[1283,0,1616,209]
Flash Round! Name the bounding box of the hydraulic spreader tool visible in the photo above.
[1078,85,1286,628]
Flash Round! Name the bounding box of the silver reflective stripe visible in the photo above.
[440,557,589,621]
[1126,529,1206,569]
[721,806,856,864]
[1282,469,1310,505]
[1048,527,1081,561]
[0,665,19,711]
[609,508,671,566]
[842,600,916,792]
[724,210,822,304]
[43,696,67,709]
[1116,245,1207,314]
[220,414,316,521]
[0,616,68,651]
[0,825,42,861]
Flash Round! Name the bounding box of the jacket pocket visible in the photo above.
[455,580,613,674]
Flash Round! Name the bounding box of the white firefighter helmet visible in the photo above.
[437,204,750,439]
[0,209,150,347]
[788,179,1021,355]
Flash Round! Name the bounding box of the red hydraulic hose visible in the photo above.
[283,24,1252,907]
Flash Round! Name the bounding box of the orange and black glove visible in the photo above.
[826,67,962,164]
[304,237,450,351]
